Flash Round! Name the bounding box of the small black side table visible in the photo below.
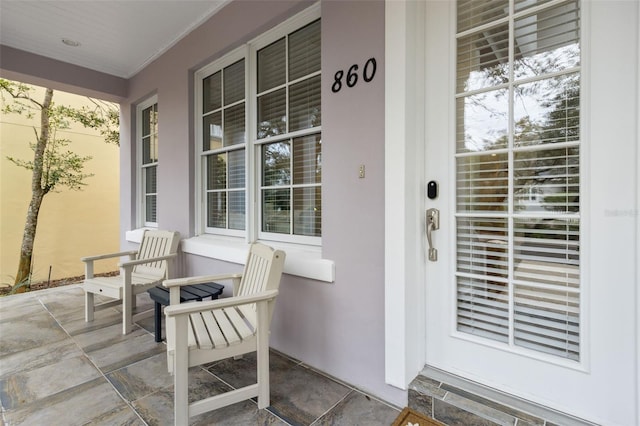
[147,282,224,342]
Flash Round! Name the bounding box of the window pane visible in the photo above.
[514,218,579,285]
[145,194,157,223]
[229,190,245,230]
[457,24,509,93]
[293,187,321,236]
[457,275,510,343]
[514,74,579,147]
[207,153,227,190]
[203,71,222,113]
[514,217,580,360]
[258,38,286,93]
[262,189,290,233]
[142,136,152,164]
[207,192,226,228]
[515,147,579,214]
[293,134,321,184]
[257,88,286,139]
[514,1,580,80]
[144,166,157,193]
[457,153,509,213]
[457,216,509,339]
[224,60,245,105]
[203,112,222,151]
[514,284,579,360]
[289,75,321,131]
[457,216,509,278]
[456,89,508,153]
[457,0,508,34]
[152,107,158,138]
[228,149,245,189]
[142,104,158,164]
[262,142,291,187]
[224,103,245,146]
[149,134,158,163]
[142,106,151,136]
[289,19,321,81]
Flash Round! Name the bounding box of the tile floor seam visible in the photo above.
[43,296,149,426]
[309,388,355,426]
[201,364,239,392]
[3,287,403,426]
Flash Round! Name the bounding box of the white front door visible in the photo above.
[422,1,638,425]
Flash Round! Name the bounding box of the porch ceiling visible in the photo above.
[0,0,230,79]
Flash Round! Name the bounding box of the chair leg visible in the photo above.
[123,284,133,334]
[85,291,94,322]
[174,315,189,425]
[256,302,270,409]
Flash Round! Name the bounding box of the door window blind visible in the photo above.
[455,0,581,361]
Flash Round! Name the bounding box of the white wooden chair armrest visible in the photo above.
[164,289,278,318]
[81,250,138,263]
[164,273,242,305]
[163,273,242,288]
[83,229,181,336]
[118,252,178,268]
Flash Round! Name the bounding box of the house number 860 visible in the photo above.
[331,58,377,93]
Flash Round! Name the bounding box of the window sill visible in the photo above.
[181,235,335,283]
[125,227,155,243]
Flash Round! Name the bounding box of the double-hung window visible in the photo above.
[196,8,321,245]
[138,97,158,227]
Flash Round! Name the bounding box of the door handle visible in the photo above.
[426,208,439,261]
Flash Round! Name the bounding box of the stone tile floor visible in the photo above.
[0,285,401,425]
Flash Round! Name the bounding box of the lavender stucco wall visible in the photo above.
[271,0,403,404]
[129,0,403,406]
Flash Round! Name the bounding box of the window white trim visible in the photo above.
[194,4,322,246]
[136,95,158,228]
[181,235,334,282]
[195,46,248,237]
[125,227,148,244]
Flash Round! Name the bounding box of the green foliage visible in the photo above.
[8,276,32,295]
[1,78,119,194]
[1,78,120,289]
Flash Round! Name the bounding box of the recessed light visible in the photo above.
[62,38,81,47]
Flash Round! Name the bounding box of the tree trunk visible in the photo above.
[13,89,53,292]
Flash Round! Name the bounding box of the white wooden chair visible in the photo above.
[82,229,180,334]
[163,242,285,425]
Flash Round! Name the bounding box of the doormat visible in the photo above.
[392,407,446,426]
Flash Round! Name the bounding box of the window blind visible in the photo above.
[141,102,158,225]
[202,59,246,232]
[257,17,321,238]
[455,0,581,361]
[288,20,321,81]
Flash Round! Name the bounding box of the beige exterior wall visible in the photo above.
[0,83,120,285]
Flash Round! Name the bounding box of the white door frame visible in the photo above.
[384,1,640,424]
[384,0,427,389]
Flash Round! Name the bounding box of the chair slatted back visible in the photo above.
[133,230,180,278]
[237,243,286,321]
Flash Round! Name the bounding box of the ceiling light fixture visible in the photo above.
[61,38,81,47]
